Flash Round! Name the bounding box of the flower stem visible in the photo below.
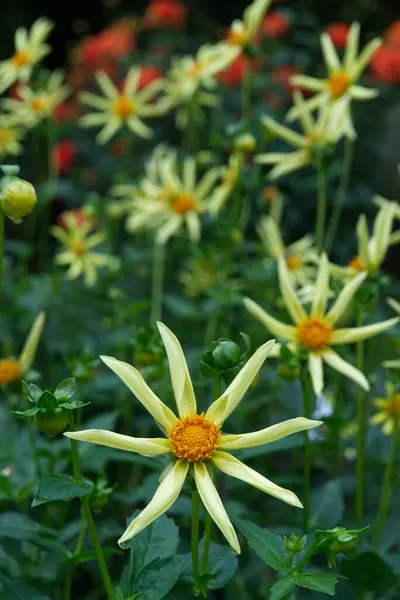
[191,481,201,587]
[68,412,115,600]
[325,138,354,254]
[355,312,365,536]
[0,204,4,301]
[300,371,312,533]
[242,63,252,123]
[315,160,327,254]
[372,412,399,549]
[151,241,165,326]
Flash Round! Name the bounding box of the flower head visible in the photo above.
[226,0,272,54]
[261,12,290,39]
[0,114,24,159]
[143,0,188,29]
[244,254,398,395]
[50,219,118,287]
[1,176,37,223]
[65,321,322,552]
[371,382,400,435]
[79,67,164,144]
[0,312,45,385]
[0,18,54,93]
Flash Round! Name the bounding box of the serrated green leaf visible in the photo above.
[134,555,187,600]
[235,519,291,572]
[294,572,338,595]
[199,540,238,590]
[31,475,92,507]
[54,378,76,400]
[269,576,296,600]
[340,552,397,594]
[58,400,90,410]
[37,391,58,411]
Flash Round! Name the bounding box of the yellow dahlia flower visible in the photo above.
[370,383,400,436]
[0,18,54,93]
[0,312,45,386]
[79,67,164,144]
[225,0,272,56]
[0,114,24,158]
[51,220,119,287]
[244,254,398,396]
[65,322,322,552]
[288,23,382,139]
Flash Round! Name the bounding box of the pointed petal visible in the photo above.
[388,297,400,316]
[256,216,285,258]
[351,85,379,100]
[218,417,323,450]
[344,22,360,72]
[206,340,276,425]
[118,459,188,548]
[261,116,306,148]
[157,322,197,417]
[100,355,178,431]
[95,71,118,98]
[332,318,399,345]
[278,258,307,324]
[289,76,326,93]
[320,32,341,72]
[373,203,396,266]
[326,272,367,324]
[212,451,302,508]
[352,37,382,80]
[322,349,369,390]
[356,214,371,269]
[311,253,330,318]
[155,215,182,245]
[243,297,297,340]
[19,312,46,373]
[308,353,324,396]
[64,430,172,455]
[194,461,240,554]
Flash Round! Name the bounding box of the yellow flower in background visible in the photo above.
[65,321,322,552]
[244,255,398,396]
[51,220,119,287]
[371,383,400,435]
[256,92,343,180]
[288,23,382,139]
[226,0,272,55]
[79,68,164,144]
[116,145,224,245]
[2,71,70,128]
[210,153,242,213]
[257,216,318,288]
[0,312,45,385]
[0,18,54,93]
[0,114,25,158]
[383,298,400,370]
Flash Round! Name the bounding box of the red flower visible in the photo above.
[57,209,89,229]
[53,140,76,174]
[217,55,251,87]
[76,23,135,70]
[261,12,290,39]
[54,99,81,124]
[325,23,350,50]
[143,0,187,29]
[138,65,163,89]
[386,20,400,48]
[369,45,400,84]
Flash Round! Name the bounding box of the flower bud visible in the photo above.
[1,178,37,223]
[285,533,307,555]
[212,340,241,370]
[235,133,256,153]
[34,408,69,438]
[277,363,300,381]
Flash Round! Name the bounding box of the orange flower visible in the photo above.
[53,140,76,174]
[325,23,350,49]
[217,55,251,87]
[138,65,163,89]
[143,0,188,29]
[76,23,135,70]
[385,20,400,48]
[369,45,400,84]
[261,12,290,39]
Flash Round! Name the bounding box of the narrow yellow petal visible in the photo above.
[19,312,46,374]
[278,258,307,324]
[64,430,171,455]
[332,318,399,345]
[243,297,297,340]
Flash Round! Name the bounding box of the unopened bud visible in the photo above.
[235,134,256,153]
[277,363,300,381]
[212,340,241,370]
[34,409,69,438]
[1,178,37,223]
[285,534,307,555]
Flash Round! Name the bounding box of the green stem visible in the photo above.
[325,138,354,254]
[151,242,165,326]
[191,482,201,588]
[68,412,115,600]
[300,372,312,534]
[186,100,200,153]
[356,311,365,536]
[65,515,87,600]
[295,539,325,572]
[0,205,4,301]
[372,412,399,548]
[315,160,327,254]
[242,63,252,122]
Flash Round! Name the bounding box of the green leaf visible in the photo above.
[199,541,238,590]
[0,577,51,600]
[235,518,291,572]
[28,382,43,402]
[269,576,296,600]
[133,555,188,600]
[37,391,58,411]
[294,572,338,595]
[31,475,92,507]
[54,378,76,401]
[0,512,54,540]
[13,407,40,418]
[58,400,90,410]
[310,480,343,529]
[340,552,397,594]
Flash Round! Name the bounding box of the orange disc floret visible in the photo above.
[172,193,196,214]
[12,50,31,68]
[0,358,22,385]
[386,395,400,417]
[227,26,248,47]
[286,255,302,271]
[348,255,364,271]
[297,317,332,352]
[70,239,87,256]
[113,95,135,118]
[169,412,220,462]
[328,71,351,98]
[31,96,49,113]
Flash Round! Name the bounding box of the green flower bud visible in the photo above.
[34,408,69,438]
[277,363,301,381]
[1,177,37,224]
[212,340,241,370]
[235,134,256,153]
[285,534,307,555]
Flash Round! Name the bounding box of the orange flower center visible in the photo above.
[228,27,248,47]
[70,239,87,256]
[188,62,202,78]
[169,413,220,462]
[31,96,49,113]
[0,359,21,385]
[113,95,135,118]
[286,254,302,271]
[263,186,278,204]
[11,50,31,68]
[172,193,196,214]
[386,395,400,417]
[0,128,13,145]
[328,71,351,98]
[348,255,364,271]
[297,317,332,352]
